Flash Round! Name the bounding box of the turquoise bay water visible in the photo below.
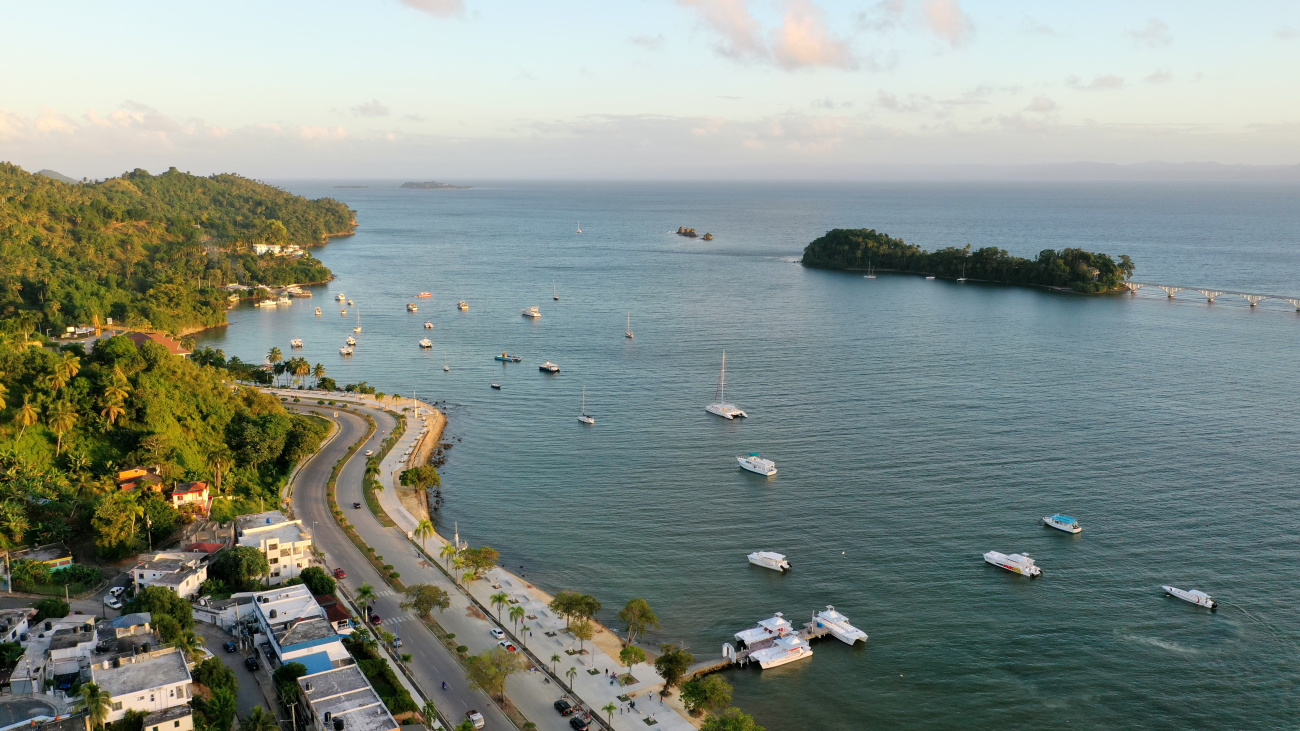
[201,182,1300,729]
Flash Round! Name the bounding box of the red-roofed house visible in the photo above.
[125,332,191,357]
[169,481,210,512]
[185,542,227,557]
[313,594,354,634]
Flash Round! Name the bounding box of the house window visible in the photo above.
[177,686,186,699]
[175,723,181,728]
[113,702,123,711]
[280,549,290,557]
[270,557,279,565]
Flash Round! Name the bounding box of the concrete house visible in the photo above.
[90,648,192,723]
[251,585,351,673]
[237,511,313,585]
[133,552,209,598]
[297,664,400,731]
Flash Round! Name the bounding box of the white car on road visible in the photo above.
[489,628,505,640]
[104,596,123,610]
[108,586,126,598]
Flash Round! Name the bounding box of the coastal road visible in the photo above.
[285,403,517,731]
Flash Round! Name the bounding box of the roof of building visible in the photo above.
[49,626,98,651]
[277,617,337,647]
[237,510,289,532]
[298,665,399,731]
[294,651,335,675]
[0,607,32,625]
[125,332,191,357]
[185,542,226,555]
[171,481,209,497]
[8,542,72,563]
[104,613,152,632]
[238,522,310,548]
[314,595,350,625]
[34,715,91,731]
[142,706,192,728]
[135,552,206,573]
[91,650,191,699]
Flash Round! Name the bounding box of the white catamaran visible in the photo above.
[706,350,747,419]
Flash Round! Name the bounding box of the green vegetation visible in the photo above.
[0,164,354,336]
[653,643,694,696]
[0,335,327,559]
[700,708,765,731]
[682,674,734,717]
[297,566,336,595]
[401,583,451,618]
[78,682,112,730]
[800,228,1136,294]
[465,646,526,702]
[210,546,271,591]
[192,657,238,731]
[399,464,440,489]
[127,585,194,637]
[617,598,659,645]
[618,645,646,677]
[342,632,420,714]
[547,590,600,628]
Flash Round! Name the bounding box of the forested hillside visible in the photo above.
[0,164,355,335]
[801,228,1135,293]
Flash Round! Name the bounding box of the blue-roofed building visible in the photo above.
[250,585,352,670]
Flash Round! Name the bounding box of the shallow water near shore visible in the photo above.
[201,181,1300,729]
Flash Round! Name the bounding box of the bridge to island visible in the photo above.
[1122,281,1300,310]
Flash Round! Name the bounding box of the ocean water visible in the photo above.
[200,181,1300,729]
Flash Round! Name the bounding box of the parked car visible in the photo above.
[497,639,518,652]
[333,568,347,579]
[553,699,574,716]
[489,628,506,640]
[464,710,485,729]
[244,657,260,671]
[104,596,123,610]
[391,636,403,648]
[369,613,381,624]
[569,717,590,731]
[223,641,238,653]
[353,502,362,509]
[108,586,126,598]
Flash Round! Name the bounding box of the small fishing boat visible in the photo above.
[340,346,354,355]
[1163,586,1217,610]
[347,299,354,306]
[340,309,347,315]
[707,351,748,419]
[625,312,634,339]
[737,453,776,476]
[539,361,559,373]
[417,292,432,298]
[290,338,303,348]
[458,300,469,311]
[1042,514,1082,534]
[747,551,790,572]
[336,293,346,302]
[256,300,277,308]
[983,551,1042,577]
[443,353,450,372]
[424,321,434,329]
[314,307,322,316]
[419,339,433,349]
[578,388,594,424]
[521,306,541,319]
[407,303,418,312]
[553,282,559,301]
[490,383,502,390]
[346,336,357,346]
[494,352,523,363]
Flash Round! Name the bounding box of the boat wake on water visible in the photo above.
[1119,633,1201,655]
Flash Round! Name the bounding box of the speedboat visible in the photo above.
[346,336,357,346]
[424,321,434,329]
[417,292,432,298]
[814,606,867,645]
[347,299,354,306]
[458,300,469,310]
[983,551,1042,577]
[290,339,303,348]
[707,351,748,419]
[539,361,559,373]
[315,307,322,316]
[737,453,776,476]
[339,346,354,355]
[407,303,418,312]
[336,293,346,301]
[494,352,523,363]
[490,383,501,390]
[521,306,541,319]
[747,551,790,572]
[1042,514,1082,534]
[419,339,433,349]
[1163,586,1217,610]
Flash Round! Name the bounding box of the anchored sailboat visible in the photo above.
[353,309,362,333]
[625,312,634,339]
[578,389,594,425]
[553,281,559,301]
[706,351,748,419]
[576,220,583,234]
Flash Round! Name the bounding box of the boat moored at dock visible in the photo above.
[1043,514,1082,533]
[983,551,1042,577]
[750,635,814,669]
[814,606,867,645]
[738,453,777,476]
[747,551,791,572]
[1163,586,1217,610]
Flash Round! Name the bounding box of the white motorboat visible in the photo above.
[578,388,594,425]
[346,336,357,346]
[407,303,418,312]
[1163,586,1217,610]
[290,338,303,348]
[256,300,277,308]
[315,307,322,316]
[443,353,450,372]
[750,635,814,669]
[419,338,433,349]
[539,361,560,373]
[747,551,790,572]
[336,293,346,302]
[734,613,795,646]
[706,350,748,419]
[625,312,633,339]
[339,346,354,355]
[277,296,291,304]
[424,321,434,329]
[522,306,541,319]
[1042,514,1082,534]
[737,453,776,476]
[983,551,1042,577]
[458,300,469,310]
[814,606,867,645]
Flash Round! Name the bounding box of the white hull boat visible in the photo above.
[750,636,813,669]
[814,606,867,645]
[578,389,594,424]
[346,337,356,346]
[738,453,776,476]
[315,307,322,316]
[1042,514,1082,534]
[707,351,747,418]
[522,306,541,318]
[747,551,791,572]
[336,293,346,302]
[339,346,353,355]
[424,321,434,329]
[983,551,1042,577]
[1163,586,1217,610]
[458,301,469,310]
[419,339,433,349]
[290,339,303,348]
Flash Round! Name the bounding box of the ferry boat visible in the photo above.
[750,635,814,669]
[747,551,790,572]
[336,293,346,302]
[417,292,432,298]
[1163,586,1217,610]
[315,307,322,316]
[706,351,748,419]
[290,339,303,348]
[539,361,560,373]
[346,336,357,346]
[340,346,354,355]
[983,551,1042,577]
[814,606,867,645]
[494,352,523,363]
[256,300,277,308]
[521,306,541,319]
[734,613,794,646]
[1042,514,1082,534]
[578,389,594,425]
[424,321,434,329]
[458,300,469,311]
[419,338,433,349]
[737,453,776,476]
[407,303,418,312]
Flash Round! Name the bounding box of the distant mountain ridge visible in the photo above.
[35,168,78,183]
[400,180,471,189]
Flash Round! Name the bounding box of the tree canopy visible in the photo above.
[211,546,271,591]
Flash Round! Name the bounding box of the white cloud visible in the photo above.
[398,0,465,18]
[1026,95,1057,113]
[630,34,667,51]
[1067,74,1125,91]
[351,99,390,118]
[676,0,858,70]
[1276,26,1299,40]
[1144,69,1174,84]
[922,0,974,47]
[856,0,906,32]
[1020,16,1058,37]
[1128,18,1172,48]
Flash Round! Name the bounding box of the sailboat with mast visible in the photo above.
[578,389,594,425]
[863,258,876,279]
[625,312,634,339]
[553,282,560,301]
[576,220,583,234]
[353,309,362,333]
[443,352,450,372]
[706,351,748,419]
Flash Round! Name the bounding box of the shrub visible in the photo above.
[456,645,469,654]
[389,572,400,579]
[32,597,69,622]
[383,564,394,571]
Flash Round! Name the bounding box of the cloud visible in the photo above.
[922,0,974,46]
[856,0,906,32]
[350,99,390,117]
[1144,69,1173,84]
[630,34,667,51]
[811,98,853,109]
[1020,16,1057,36]
[403,114,425,122]
[398,0,465,18]
[676,0,858,70]
[1276,26,1299,40]
[1128,18,1172,48]
[1025,95,1057,113]
[1067,74,1125,91]
[875,90,930,113]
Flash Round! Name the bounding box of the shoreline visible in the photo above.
[800,262,1131,295]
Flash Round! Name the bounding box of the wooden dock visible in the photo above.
[690,614,834,676]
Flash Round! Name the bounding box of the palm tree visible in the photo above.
[0,381,7,411]
[312,362,327,388]
[357,582,377,609]
[206,447,233,495]
[56,352,81,384]
[490,591,509,623]
[550,653,561,674]
[293,358,310,387]
[100,398,125,426]
[414,520,435,553]
[242,706,279,731]
[565,666,578,691]
[267,347,283,385]
[421,701,439,727]
[15,397,38,440]
[602,703,617,725]
[452,556,466,585]
[47,401,78,455]
[173,629,205,661]
[439,543,457,569]
[78,682,111,729]
[509,605,525,636]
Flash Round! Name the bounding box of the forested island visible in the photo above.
[800,228,1135,293]
[400,180,472,189]
[0,164,356,336]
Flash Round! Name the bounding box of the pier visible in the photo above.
[1123,281,1300,310]
[691,610,842,676]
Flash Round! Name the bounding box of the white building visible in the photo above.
[237,511,314,585]
[143,705,194,731]
[250,585,351,673]
[297,664,399,731]
[9,615,97,694]
[133,552,209,598]
[90,648,192,723]
[0,608,31,643]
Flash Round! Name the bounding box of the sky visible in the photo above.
[2,0,1299,179]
